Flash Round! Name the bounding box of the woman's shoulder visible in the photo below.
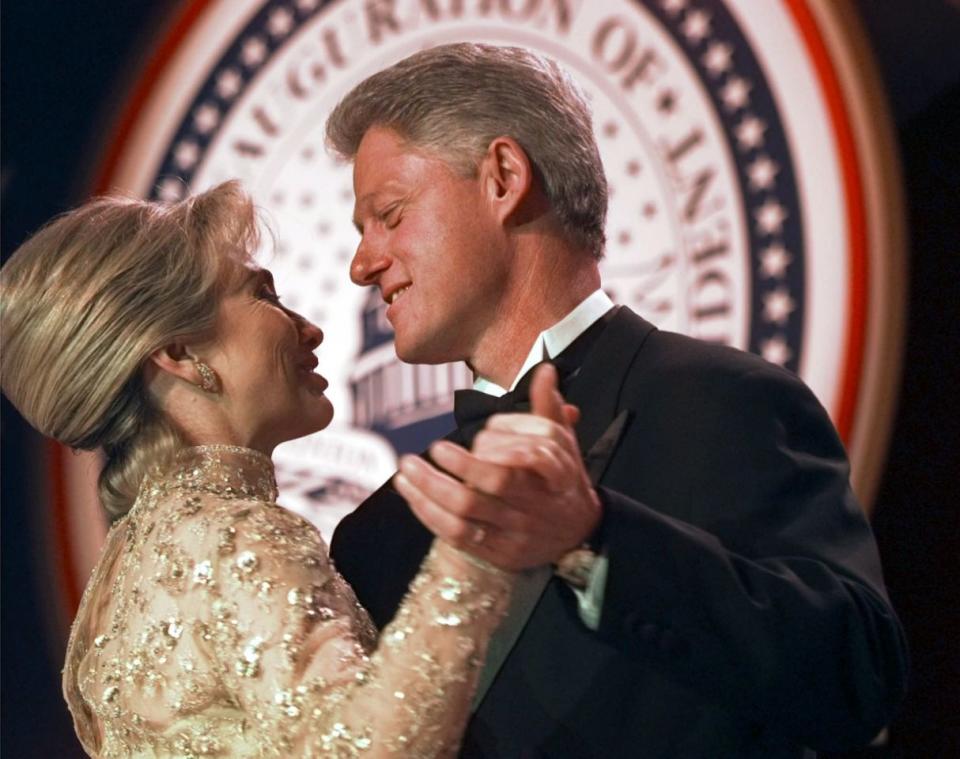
[115,486,336,603]
[224,497,331,568]
[157,490,331,568]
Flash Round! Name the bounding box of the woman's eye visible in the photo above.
[259,287,282,304]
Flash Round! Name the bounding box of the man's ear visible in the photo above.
[479,136,534,225]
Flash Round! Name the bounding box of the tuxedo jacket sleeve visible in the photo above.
[577,311,908,751]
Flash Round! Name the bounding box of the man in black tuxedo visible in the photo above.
[326,43,907,757]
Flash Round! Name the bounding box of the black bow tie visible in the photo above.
[451,306,618,445]
[453,364,539,440]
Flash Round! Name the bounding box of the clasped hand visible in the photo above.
[395,364,601,571]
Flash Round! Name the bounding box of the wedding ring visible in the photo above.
[470,525,488,546]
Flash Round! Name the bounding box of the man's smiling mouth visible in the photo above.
[387,285,410,305]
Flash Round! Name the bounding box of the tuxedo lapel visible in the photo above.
[584,409,632,486]
[470,404,635,713]
[468,310,654,714]
[564,307,656,456]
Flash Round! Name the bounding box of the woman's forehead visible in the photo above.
[224,262,272,290]
[245,266,276,286]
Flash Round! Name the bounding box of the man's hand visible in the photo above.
[394,364,601,571]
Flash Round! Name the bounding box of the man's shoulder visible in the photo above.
[598,310,842,459]
[594,308,827,431]
[608,307,788,384]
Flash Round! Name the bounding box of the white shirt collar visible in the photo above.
[472,289,615,397]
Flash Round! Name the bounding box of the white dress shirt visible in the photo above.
[471,288,614,629]
[472,288,615,395]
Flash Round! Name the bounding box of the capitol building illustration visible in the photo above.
[350,289,472,454]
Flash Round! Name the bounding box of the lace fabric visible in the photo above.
[63,445,513,758]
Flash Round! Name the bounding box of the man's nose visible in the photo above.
[350,237,391,286]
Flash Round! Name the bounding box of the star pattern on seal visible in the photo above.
[756,200,788,235]
[192,103,221,134]
[760,243,792,278]
[720,77,751,111]
[268,8,294,37]
[661,0,689,15]
[173,141,200,170]
[748,156,779,191]
[760,336,792,366]
[215,68,242,100]
[241,37,268,67]
[703,42,733,76]
[682,10,712,43]
[157,177,185,202]
[660,0,802,355]
[736,116,766,150]
[763,288,795,324]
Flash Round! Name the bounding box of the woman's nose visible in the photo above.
[299,317,323,349]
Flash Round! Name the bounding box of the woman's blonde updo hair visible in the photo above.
[1,181,258,518]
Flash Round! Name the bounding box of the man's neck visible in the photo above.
[468,252,601,388]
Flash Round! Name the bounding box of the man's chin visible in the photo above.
[394,336,457,366]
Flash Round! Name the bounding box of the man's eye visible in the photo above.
[380,205,401,228]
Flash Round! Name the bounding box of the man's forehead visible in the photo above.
[351,127,466,223]
[354,127,450,180]
[356,124,410,156]
[353,132,408,203]
[352,148,425,217]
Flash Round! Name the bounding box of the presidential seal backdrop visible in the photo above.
[49,0,905,634]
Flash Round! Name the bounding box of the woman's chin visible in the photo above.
[315,397,334,430]
[304,395,335,435]
[269,397,334,448]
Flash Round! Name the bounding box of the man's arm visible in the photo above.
[585,365,908,749]
[396,363,909,751]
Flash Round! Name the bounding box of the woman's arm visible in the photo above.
[197,500,513,757]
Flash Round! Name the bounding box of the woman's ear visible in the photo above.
[147,342,219,393]
[479,136,534,225]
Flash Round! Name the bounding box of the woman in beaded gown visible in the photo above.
[0,182,519,757]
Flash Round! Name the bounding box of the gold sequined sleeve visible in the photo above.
[196,499,513,757]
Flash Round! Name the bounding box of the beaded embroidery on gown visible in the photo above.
[63,445,513,758]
